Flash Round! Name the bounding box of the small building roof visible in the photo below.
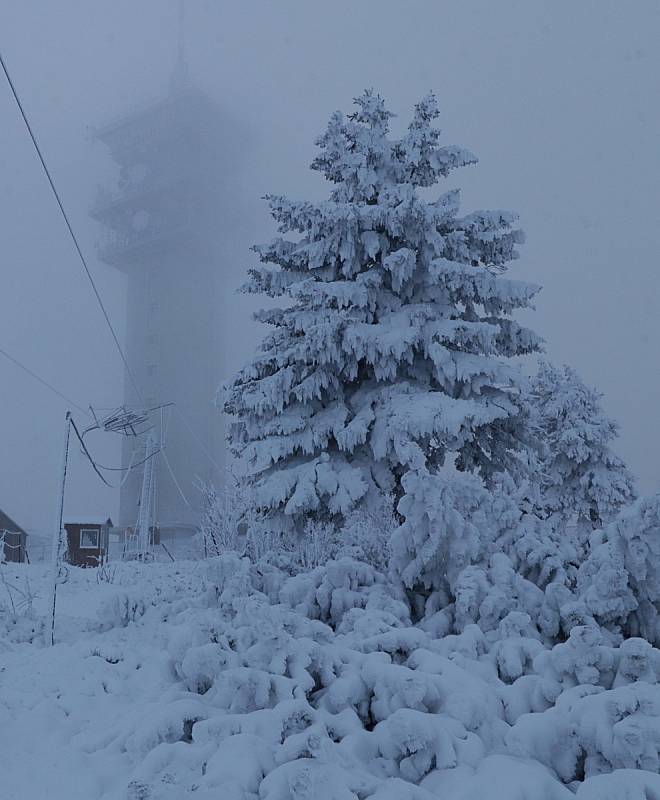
[64,516,113,527]
[0,508,27,535]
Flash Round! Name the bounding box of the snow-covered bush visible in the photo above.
[509,679,660,781]
[97,589,149,629]
[280,557,398,630]
[196,474,261,558]
[390,467,533,625]
[392,470,496,606]
[294,519,343,570]
[0,571,42,645]
[579,493,660,643]
[339,493,397,572]
[0,606,44,645]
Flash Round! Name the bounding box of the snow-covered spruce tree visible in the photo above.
[225,90,542,538]
[531,362,636,532]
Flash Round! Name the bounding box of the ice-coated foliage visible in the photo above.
[224,90,542,535]
[531,362,636,531]
[196,476,252,558]
[339,493,397,572]
[388,464,570,628]
[391,469,507,600]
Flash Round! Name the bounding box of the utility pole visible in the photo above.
[48,411,72,646]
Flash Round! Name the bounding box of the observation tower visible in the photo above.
[91,40,225,541]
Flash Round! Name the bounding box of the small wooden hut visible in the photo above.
[64,516,112,567]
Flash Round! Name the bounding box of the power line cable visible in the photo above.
[92,447,162,474]
[0,48,144,405]
[69,417,115,488]
[0,344,160,491]
[0,344,161,477]
[0,344,91,417]
[69,416,161,488]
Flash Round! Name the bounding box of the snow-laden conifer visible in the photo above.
[531,362,636,531]
[225,90,542,535]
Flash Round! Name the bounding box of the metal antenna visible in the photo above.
[178,0,185,67]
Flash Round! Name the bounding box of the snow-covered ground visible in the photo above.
[0,561,203,799]
[3,556,660,800]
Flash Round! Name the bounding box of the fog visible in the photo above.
[1,0,659,546]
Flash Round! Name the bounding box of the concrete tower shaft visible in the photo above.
[92,87,225,538]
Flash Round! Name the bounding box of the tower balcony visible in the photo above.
[96,222,192,270]
[90,172,193,221]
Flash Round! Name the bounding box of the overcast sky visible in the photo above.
[1,0,659,543]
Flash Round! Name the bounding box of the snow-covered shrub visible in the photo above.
[576,771,660,800]
[224,89,541,540]
[294,519,344,570]
[389,466,590,643]
[0,606,44,645]
[421,755,573,800]
[488,617,544,684]
[532,625,617,696]
[97,589,150,629]
[196,474,262,558]
[361,707,485,781]
[452,555,545,636]
[0,570,44,645]
[579,493,660,643]
[497,509,577,592]
[391,468,523,618]
[392,470,489,601]
[339,493,397,572]
[613,637,660,686]
[280,557,395,629]
[509,680,660,781]
[125,697,209,756]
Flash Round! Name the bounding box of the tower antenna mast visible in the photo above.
[170,0,189,93]
[178,0,185,66]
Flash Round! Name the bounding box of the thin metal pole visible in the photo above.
[48,411,71,646]
[136,431,156,559]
